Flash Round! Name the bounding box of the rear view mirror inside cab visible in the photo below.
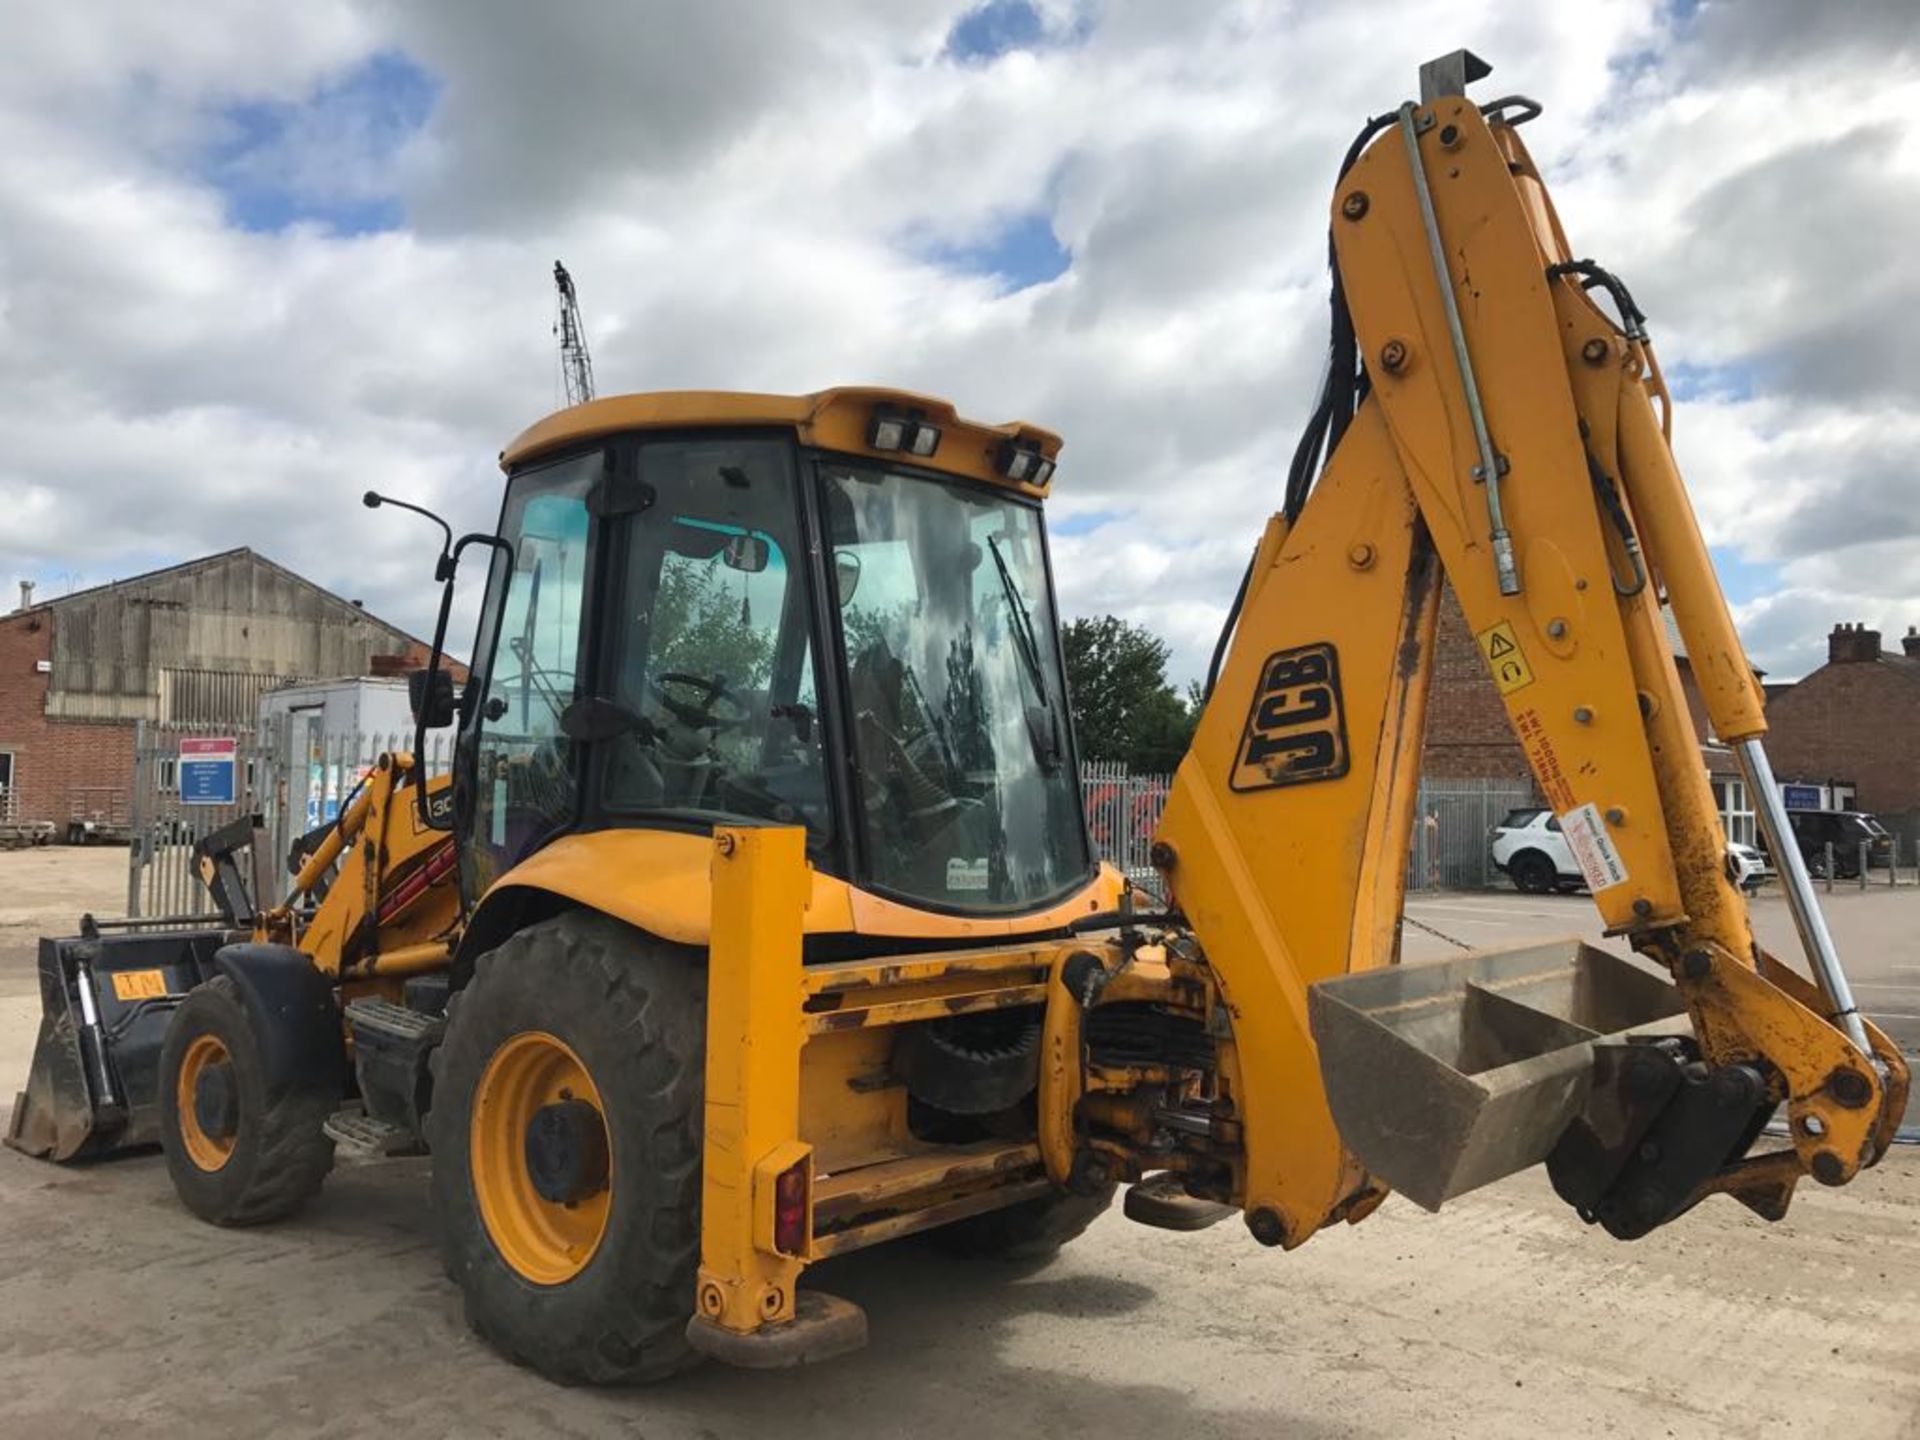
[723,533,770,574]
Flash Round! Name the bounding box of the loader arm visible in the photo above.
[1153,53,1907,1247]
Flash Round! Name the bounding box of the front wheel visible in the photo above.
[428,912,706,1386]
[158,975,335,1225]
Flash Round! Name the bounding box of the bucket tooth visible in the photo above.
[1308,940,1688,1210]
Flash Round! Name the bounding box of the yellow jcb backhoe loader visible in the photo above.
[8,51,1906,1385]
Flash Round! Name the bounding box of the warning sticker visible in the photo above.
[109,969,168,1001]
[1476,620,1536,695]
[1560,802,1630,893]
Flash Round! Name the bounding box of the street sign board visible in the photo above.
[1781,783,1822,811]
[179,736,238,806]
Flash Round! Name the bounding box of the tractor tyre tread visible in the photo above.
[159,974,336,1227]
[427,911,705,1386]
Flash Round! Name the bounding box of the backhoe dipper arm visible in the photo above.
[1153,53,1906,1249]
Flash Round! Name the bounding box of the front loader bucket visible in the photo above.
[6,928,228,1162]
[1309,939,1688,1210]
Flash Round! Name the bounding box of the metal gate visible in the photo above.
[1406,777,1540,891]
[127,719,451,918]
[125,721,274,919]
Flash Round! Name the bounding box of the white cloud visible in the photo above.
[1,0,1915,686]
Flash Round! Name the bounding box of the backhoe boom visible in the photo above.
[1153,51,1906,1247]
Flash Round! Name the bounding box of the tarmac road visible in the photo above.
[1,850,1916,1437]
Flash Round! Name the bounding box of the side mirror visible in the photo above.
[409,667,457,729]
[723,533,770,574]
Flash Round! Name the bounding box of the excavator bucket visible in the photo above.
[1309,940,1689,1210]
[6,928,226,1162]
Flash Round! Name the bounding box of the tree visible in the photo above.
[1061,615,1198,774]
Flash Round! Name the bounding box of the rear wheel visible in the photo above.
[158,975,335,1225]
[428,912,705,1386]
[1507,850,1557,895]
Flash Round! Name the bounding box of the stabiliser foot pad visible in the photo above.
[685,1291,868,1369]
[1124,1175,1237,1231]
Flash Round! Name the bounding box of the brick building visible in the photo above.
[1764,623,1920,824]
[1421,585,1758,844]
[0,549,433,835]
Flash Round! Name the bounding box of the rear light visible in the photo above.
[773,1157,809,1255]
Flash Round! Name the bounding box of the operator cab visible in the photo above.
[453,388,1091,920]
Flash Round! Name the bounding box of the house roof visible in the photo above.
[15,546,431,651]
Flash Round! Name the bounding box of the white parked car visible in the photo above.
[1489,807,1580,894]
[1490,807,1774,895]
[1726,841,1774,893]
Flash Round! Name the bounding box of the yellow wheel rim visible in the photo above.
[471,1031,613,1285]
[176,1033,237,1172]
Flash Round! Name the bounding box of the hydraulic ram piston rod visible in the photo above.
[1736,738,1872,1055]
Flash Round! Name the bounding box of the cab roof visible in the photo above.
[500,387,1062,499]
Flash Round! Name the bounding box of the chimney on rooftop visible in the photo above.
[1904,626,1920,659]
[1828,621,1884,665]
[16,580,33,611]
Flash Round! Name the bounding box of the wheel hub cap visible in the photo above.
[524,1099,610,1205]
[470,1031,614,1285]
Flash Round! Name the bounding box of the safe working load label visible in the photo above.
[1476,621,1535,696]
[1560,802,1629,892]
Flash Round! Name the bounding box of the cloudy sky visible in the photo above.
[3,0,1916,682]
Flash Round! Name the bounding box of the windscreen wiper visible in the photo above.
[987,536,1063,772]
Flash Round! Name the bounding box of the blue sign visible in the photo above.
[1781,784,1821,811]
[179,737,238,806]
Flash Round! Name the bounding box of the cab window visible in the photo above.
[599,438,829,844]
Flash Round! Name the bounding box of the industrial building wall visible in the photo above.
[44,549,421,723]
[0,605,137,830]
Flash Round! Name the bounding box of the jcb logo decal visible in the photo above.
[1231,642,1350,791]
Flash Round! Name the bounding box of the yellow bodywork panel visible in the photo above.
[695,826,810,1335]
[501,386,1060,500]
[479,827,1122,949]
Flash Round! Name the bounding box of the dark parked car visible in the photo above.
[1765,809,1892,879]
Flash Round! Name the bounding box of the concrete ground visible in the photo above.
[0,848,1916,1438]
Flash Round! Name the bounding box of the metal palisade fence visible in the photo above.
[127,719,451,919]
[1080,760,1172,893]
[1077,762,1537,896]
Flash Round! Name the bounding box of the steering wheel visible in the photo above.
[650,672,749,731]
